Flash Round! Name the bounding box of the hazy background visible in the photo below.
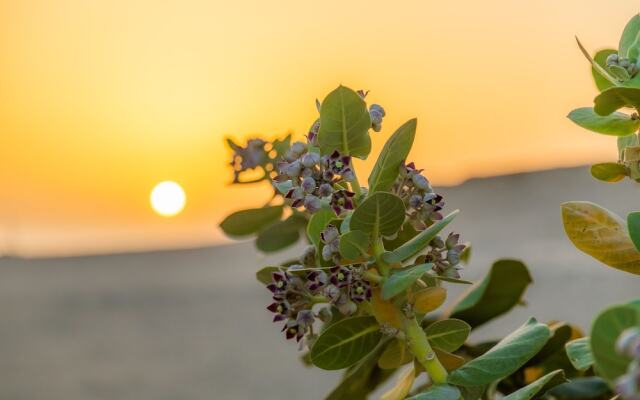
[2,0,640,257]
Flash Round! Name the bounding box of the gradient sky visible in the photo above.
[1,0,638,257]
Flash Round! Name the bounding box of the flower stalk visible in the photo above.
[404,315,448,384]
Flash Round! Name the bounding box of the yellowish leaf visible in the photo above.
[378,338,414,369]
[381,364,416,400]
[413,287,447,314]
[561,201,640,275]
[434,347,466,371]
[371,288,403,329]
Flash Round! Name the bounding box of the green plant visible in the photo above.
[221,86,584,399]
[563,14,640,400]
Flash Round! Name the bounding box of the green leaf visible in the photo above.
[448,259,532,328]
[341,212,352,234]
[339,230,370,260]
[381,263,431,300]
[406,384,461,400]
[619,134,639,159]
[502,369,567,400]
[594,87,640,116]
[255,214,306,252]
[545,377,612,400]
[590,303,640,381]
[413,287,447,314]
[384,222,418,251]
[567,108,640,136]
[326,338,395,400]
[377,338,413,369]
[627,212,640,251]
[423,272,473,285]
[619,14,640,59]
[448,318,551,387]
[351,192,406,237]
[592,49,618,92]
[590,163,627,182]
[368,118,417,192]
[527,322,572,366]
[576,37,618,89]
[424,318,471,352]
[310,315,383,370]
[561,201,640,275]
[383,210,459,264]
[565,337,594,371]
[318,85,372,159]
[220,206,283,237]
[255,266,281,285]
[307,209,335,248]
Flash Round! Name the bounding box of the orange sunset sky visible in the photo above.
[1,0,638,257]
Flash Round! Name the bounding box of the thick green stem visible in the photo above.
[349,163,363,198]
[372,237,390,276]
[404,316,448,384]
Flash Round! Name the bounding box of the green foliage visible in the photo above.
[338,230,370,260]
[619,133,639,158]
[255,214,306,252]
[406,384,461,400]
[561,201,640,275]
[594,87,640,115]
[310,316,382,370]
[501,369,567,400]
[381,263,432,300]
[448,318,551,387]
[424,319,470,352]
[627,211,640,251]
[219,206,283,236]
[590,303,640,382]
[351,192,406,237]
[377,338,413,369]
[546,377,612,399]
[619,14,640,59]
[449,259,532,328]
[368,118,417,193]
[307,208,336,248]
[318,85,372,159]
[565,337,594,371]
[567,107,640,136]
[590,162,627,182]
[592,49,617,91]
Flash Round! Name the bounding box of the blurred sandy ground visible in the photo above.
[0,166,639,400]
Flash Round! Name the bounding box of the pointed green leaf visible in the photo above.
[449,259,532,328]
[220,206,283,237]
[627,212,640,251]
[592,49,618,92]
[318,85,372,159]
[339,230,370,259]
[594,87,640,116]
[568,108,640,136]
[545,377,612,400]
[561,201,640,275]
[255,214,306,252]
[307,208,336,248]
[576,37,618,89]
[406,384,461,400]
[383,210,459,263]
[381,263,432,300]
[351,192,406,237]
[591,303,640,381]
[448,318,551,387]
[368,118,417,192]
[527,322,573,366]
[425,319,471,352]
[590,163,627,182]
[619,14,640,59]
[311,316,383,370]
[502,369,567,400]
[565,337,594,371]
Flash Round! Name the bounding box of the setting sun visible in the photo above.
[150,181,186,217]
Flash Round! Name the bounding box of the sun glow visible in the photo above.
[150,181,186,217]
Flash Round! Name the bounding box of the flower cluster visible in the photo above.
[266,265,372,342]
[607,53,639,79]
[416,233,467,278]
[228,138,268,183]
[276,142,356,216]
[616,327,640,400]
[393,162,445,230]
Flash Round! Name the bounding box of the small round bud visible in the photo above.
[341,168,355,181]
[283,160,302,177]
[616,327,640,358]
[430,236,445,249]
[317,307,333,323]
[447,249,460,265]
[301,176,316,193]
[409,194,423,209]
[291,141,307,155]
[412,174,430,190]
[337,300,358,316]
[318,183,334,197]
[321,245,334,261]
[620,58,631,68]
[304,195,321,213]
[301,152,320,167]
[607,53,620,66]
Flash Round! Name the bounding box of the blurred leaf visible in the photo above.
[318,85,372,159]
[220,206,283,237]
[545,377,613,400]
[339,230,370,260]
[627,212,640,251]
[382,263,432,300]
[383,210,459,264]
[307,209,336,248]
[434,347,466,371]
[527,322,573,366]
[590,163,627,182]
[448,259,532,328]
[255,214,306,252]
[371,288,404,329]
[565,337,593,371]
[619,14,640,59]
[378,338,413,369]
[255,266,281,285]
[351,192,406,237]
[368,118,416,192]
[502,369,567,400]
[568,107,640,136]
[448,318,551,387]
[311,316,382,370]
[413,287,447,314]
[406,384,461,400]
[380,364,416,400]
[592,49,617,92]
[591,303,640,381]
[425,319,470,352]
[619,134,639,159]
[423,273,473,285]
[594,87,640,116]
[561,201,640,275]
